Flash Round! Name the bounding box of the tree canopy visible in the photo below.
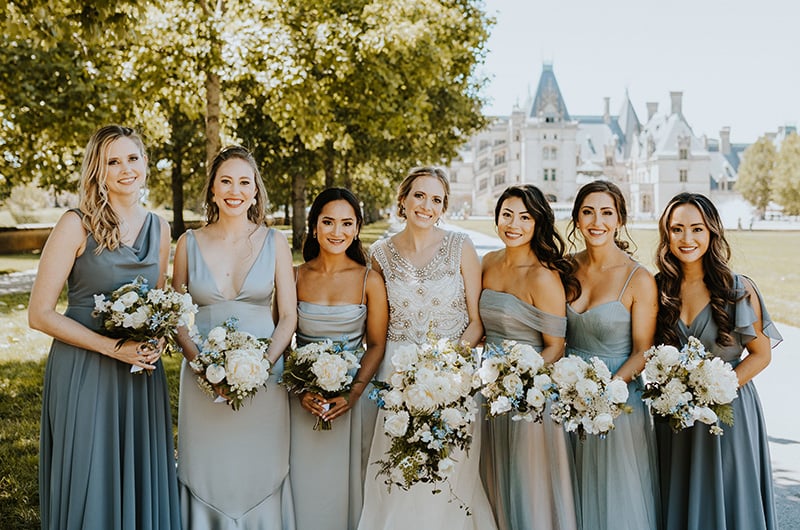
[736,136,777,217]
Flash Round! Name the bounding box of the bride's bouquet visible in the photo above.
[189,317,272,410]
[93,275,197,373]
[280,338,361,430]
[642,336,738,435]
[369,336,479,500]
[549,355,631,439]
[478,340,553,423]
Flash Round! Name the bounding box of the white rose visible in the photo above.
[437,457,455,477]
[440,407,464,429]
[123,306,150,329]
[552,356,584,386]
[515,345,544,374]
[592,412,614,433]
[575,377,599,398]
[384,410,410,437]
[607,378,629,403]
[93,294,108,312]
[205,364,226,385]
[490,396,512,415]
[478,359,501,385]
[390,372,406,389]
[692,405,718,425]
[590,357,612,380]
[207,326,228,345]
[383,389,404,409]
[533,373,552,390]
[110,299,127,313]
[502,373,524,395]
[119,291,139,307]
[526,387,545,409]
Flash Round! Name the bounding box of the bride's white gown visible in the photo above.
[358,231,497,530]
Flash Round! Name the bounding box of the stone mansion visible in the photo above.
[447,63,751,218]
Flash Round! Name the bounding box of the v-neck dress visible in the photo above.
[656,274,782,530]
[177,228,295,529]
[39,211,181,530]
[565,264,660,530]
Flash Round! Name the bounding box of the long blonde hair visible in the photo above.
[78,125,147,254]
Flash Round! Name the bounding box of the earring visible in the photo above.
[312,232,317,239]
[398,205,405,218]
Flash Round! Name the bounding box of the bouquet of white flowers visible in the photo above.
[478,340,553,423]
[189,317,272,410]
[280,338,361,430]
[369,336,479,506]
[93,275,197,373]
[549,355,631,439]
[642,336,738,435]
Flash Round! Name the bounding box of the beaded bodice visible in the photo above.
[371,231,468,345]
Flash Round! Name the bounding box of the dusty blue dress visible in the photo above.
[565,264,660,530]
[178,228,295,529]
[289,267,371,530]
[39,211,181,530]
[479,289,579,530]
[656,274,782,530]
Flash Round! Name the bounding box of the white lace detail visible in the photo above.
[372,231,468,344]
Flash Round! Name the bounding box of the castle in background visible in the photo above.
[447,62,758,218]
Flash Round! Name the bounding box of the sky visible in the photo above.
[479,0,799,144]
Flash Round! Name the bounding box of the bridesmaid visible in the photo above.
[173,146,297,529]
[30,125,181,529]
[565,180,660,529]
[654,192,781,530]
[289,187,389,530]
[479,185,580,530]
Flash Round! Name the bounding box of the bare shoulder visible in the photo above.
[629,262,657,297]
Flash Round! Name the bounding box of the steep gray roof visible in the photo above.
[616,93,641,157]
[530,63,570,122]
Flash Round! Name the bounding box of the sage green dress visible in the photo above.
[479,289,579,530]
[289,267,370,530]
[177,229,295,529]
[39,211,181,530]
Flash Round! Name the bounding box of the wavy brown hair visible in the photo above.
[396,166,451,218]
[494,185,580,302]
[78,125,147,254]
[202,146,268,226]
[566,180,634,255]
[655,192,742,347]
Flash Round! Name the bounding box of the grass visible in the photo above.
[0,253,41,275]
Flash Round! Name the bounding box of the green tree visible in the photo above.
[736,137,776,218]
[772,132,800,216]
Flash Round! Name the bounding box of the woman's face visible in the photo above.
[401,175,446,229]
[315,199,358,256]
[104,137,147,199]
[668,203,710,265]
[211,158,257,218]
[497,196,534,249]
[576,191,620,248]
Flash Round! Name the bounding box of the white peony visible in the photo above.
[515,345,544,374]
[123,306,150,329]
[119,291,140,307]
[383,389,404,409]
[207,326,228,346]
[440,407,464,429]
[526,387,545,409]
[592,412,614,433]
[110,299,127,313]
[390,372,406,389]
[533,373,552,390]
[205,364,226,385]
[226,349,269,390]
[392,344,420,371]
[575,377,599,398]
[607,378,629,403]
[310,352,349,392]
[384,410,410,437]
[404,384,437,413]
[552,356,584,386]
[490,396,512,415]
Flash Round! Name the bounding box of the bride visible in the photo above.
[358,167,497,529]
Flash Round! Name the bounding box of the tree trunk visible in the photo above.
[292,172,306,252]
[323,144,335,189]
[171,151,185,239]
[205,70,221,169]
[342,155,351,190]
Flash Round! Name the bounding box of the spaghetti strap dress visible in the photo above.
[177,228,295,529]
[479,289,580,530]
[289,267,370,530]
[565,263,660,530]
[657,274,782,530]
[39,211,181,530]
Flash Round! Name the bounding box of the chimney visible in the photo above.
[720,127,731,155]
[646,102,658,120]
[603,97,610,124]
[670,91,683,116]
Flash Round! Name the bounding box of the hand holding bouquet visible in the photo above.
[280,338,361,430]
[189,317,272,410]
[478,340,553,422]
[642,336,738,435]
[93,275,197,373]
[549,355,631,439]
[369,336,479,507]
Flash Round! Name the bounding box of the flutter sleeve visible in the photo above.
[733,274,783,349]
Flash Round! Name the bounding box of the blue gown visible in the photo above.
[657,274,782,530]
[479,289,580,530]
[39,211,181,530]
[565,264,660,530]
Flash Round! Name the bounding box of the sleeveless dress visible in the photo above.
[565,264,660,530]
[177,229,295,529]
[358,231,497,530]
[657,274,782,530]
[289,267,370,530]
[479,289,580,530]
[39,211,181,530]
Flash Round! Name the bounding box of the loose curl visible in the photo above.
[78,125,147,254]
[655,192,742,347]
[494,185,581,302]
[567,180,634,255]
[202,146,268,226]
[303,187,367,265]
[396,166,450,219]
